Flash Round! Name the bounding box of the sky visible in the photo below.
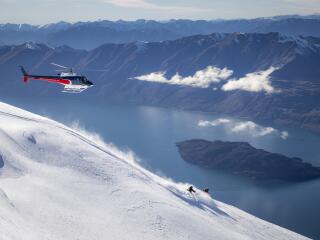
[0,0,320,24]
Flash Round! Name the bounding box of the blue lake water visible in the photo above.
[3,96,320,239]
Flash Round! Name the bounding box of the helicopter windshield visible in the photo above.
[82,77,93,85]
[66,76,92,86]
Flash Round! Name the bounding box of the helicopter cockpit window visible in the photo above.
[74,77,83,84]
[80,77,86,84]
[83,77,89,84]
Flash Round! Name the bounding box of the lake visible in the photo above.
[3,96,320,239]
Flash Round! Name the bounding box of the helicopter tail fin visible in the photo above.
[19,66,29,83]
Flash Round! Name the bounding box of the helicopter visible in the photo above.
[20,63,94,93]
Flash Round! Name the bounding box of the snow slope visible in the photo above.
[0,102,309,240]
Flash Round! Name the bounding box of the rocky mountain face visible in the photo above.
[176,139,320,181]
[1,16,320,49]
[0,32,319,133]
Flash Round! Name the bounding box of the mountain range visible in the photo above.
[0,32,319,133]
[1,15,320,49]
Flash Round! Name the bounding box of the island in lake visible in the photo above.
[176,139,320,182]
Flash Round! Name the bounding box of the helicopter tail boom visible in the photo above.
[19,66,29,83]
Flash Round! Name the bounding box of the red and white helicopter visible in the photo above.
[20,63,94,93]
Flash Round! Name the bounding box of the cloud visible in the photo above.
[283,0,320,8]
[198,118,231,127]
[221,67,278,94]
[133,66,279,93]
[107,0,162,9]
[198,118,289,139]
[231,121,277,137]
[280,131,289,140]
[134,66,233,88]
[105,0,209,12]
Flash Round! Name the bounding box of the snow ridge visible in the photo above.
[0,102,309,240]
[278,34,320,54]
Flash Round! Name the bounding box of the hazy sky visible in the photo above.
[0,0,320,24]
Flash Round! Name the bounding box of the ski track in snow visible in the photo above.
[0,102,310,240]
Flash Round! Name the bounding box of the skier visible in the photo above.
[187,186,196,194]
[203,188,209,193]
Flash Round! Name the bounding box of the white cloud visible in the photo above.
[105,0,209,12]
[134,66,233,88]
[198,118,289,139]
[198,118,230,127]
[280,131,289,140]
[134,66,279,93]
[107,0,161,9]
[283,0,320,8]
[221,67,278,94]
[231,121,277,137]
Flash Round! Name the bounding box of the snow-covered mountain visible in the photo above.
[1,16,320,49]
[0,102,309,240]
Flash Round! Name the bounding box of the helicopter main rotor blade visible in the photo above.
[82,68,109,72]
[51,62,69,69]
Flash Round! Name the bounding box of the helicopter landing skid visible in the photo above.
[62,85,91,93]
